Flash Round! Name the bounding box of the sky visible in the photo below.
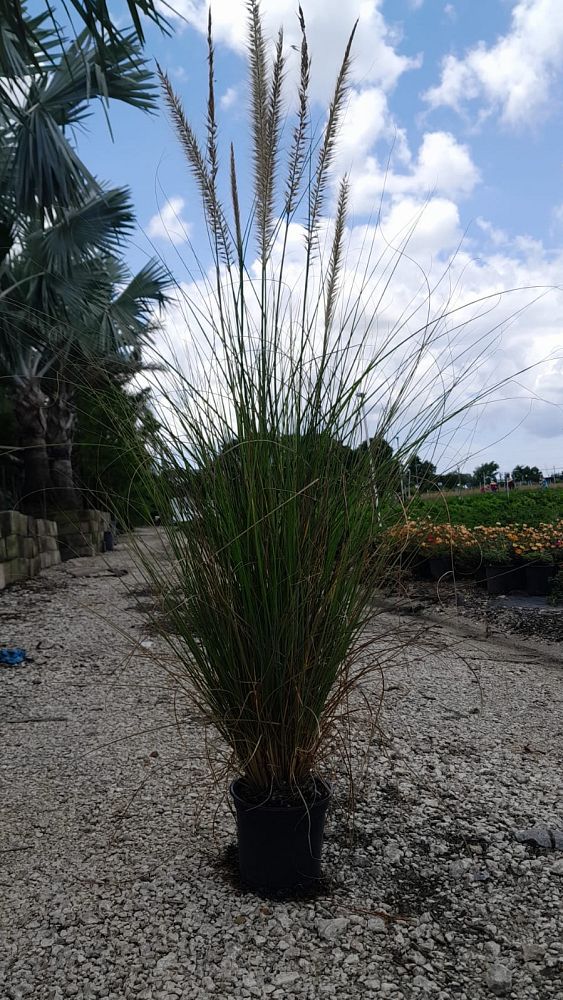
[67,0,563,475]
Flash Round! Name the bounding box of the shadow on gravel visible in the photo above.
[209,842,336,902]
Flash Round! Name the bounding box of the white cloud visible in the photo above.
[220,85,240,110]
[153,194,563,470]
[147,197,191,246]
[170,65,188,81]
[552,203,563,229]
[424,0,563,127]
[149,1,562,469]
[410,131,479,196]
[336,87,394,169]
[444,4,456,21]
[161,1,421,103]
[380,196,463,258]
[476,218,509,247]
[344,130,479,216]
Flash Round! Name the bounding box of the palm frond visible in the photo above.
[67,0,170,49]
[0,0,169,80]
[38,29,157,126]
[9,93,98,216]
[25,187,135,277]
[5,24,156,216]
[0,3,55,81]
[112,259,171,319]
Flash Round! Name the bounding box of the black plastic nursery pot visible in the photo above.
[525,563,556,596]
[485,564,525,595]
[409,556,432,580]
[230,778,331,892]
[428,556,453,580]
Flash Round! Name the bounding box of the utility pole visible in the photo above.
[356,393,381,524]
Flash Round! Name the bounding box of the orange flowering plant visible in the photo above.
[389,517,563,569]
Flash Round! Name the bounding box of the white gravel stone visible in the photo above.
[449,858,472,878]
[317,917,349,941]
[522,943,544,962]
[485,963,513,995]
[0,530,562,1000]
[383,842,403,863]
[367,917,387,933]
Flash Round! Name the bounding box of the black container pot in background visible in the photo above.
[507,565,527,592]
[230,778,331,892]
[428,556,453,580]
[408,556,432,580]
[525,563,556,596]
[485,564,524,595]
[485,563,512,594]
[103,530,114,552]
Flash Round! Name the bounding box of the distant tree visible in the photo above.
[368,434,395,469]
[73,379,161,526]
[407,453,437,490]
[472,461,499,485]
[512,464,542,484]
[436,471,473,490]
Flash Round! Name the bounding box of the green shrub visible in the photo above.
[408,488,563,528]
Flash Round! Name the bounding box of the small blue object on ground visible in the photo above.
[0,647,27,666]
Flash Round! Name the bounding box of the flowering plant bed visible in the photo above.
[390,517,563,596]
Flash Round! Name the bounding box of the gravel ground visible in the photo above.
[401,578,563,646]
[1,529,562,1000]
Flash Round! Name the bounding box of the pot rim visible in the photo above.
[230,776,331,813]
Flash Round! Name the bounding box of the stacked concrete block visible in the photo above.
[54,509,111,562]
[0,507,112,588]
[0,510,60,590]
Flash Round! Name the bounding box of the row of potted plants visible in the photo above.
[391,518,563,596]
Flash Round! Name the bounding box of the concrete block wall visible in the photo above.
[55,509,111,562]
[0,510,61,590]
[0,508,112,588]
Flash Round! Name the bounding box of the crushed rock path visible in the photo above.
[1,529,562,1000]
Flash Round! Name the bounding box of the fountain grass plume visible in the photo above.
[126,1,547,799]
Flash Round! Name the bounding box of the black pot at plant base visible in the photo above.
[428,556,453,580]
[230,778,331,893]
[525,563,556,596]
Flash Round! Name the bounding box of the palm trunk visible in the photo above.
[13,377,52,516]
[47,382,80,510]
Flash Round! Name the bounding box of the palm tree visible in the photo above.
[1,196,169,511]
[1,18,156,216]
[44,256,169,508]
[0,12,165,513]
[1,186,135,511]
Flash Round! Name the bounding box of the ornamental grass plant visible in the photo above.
[128,2,541,805]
